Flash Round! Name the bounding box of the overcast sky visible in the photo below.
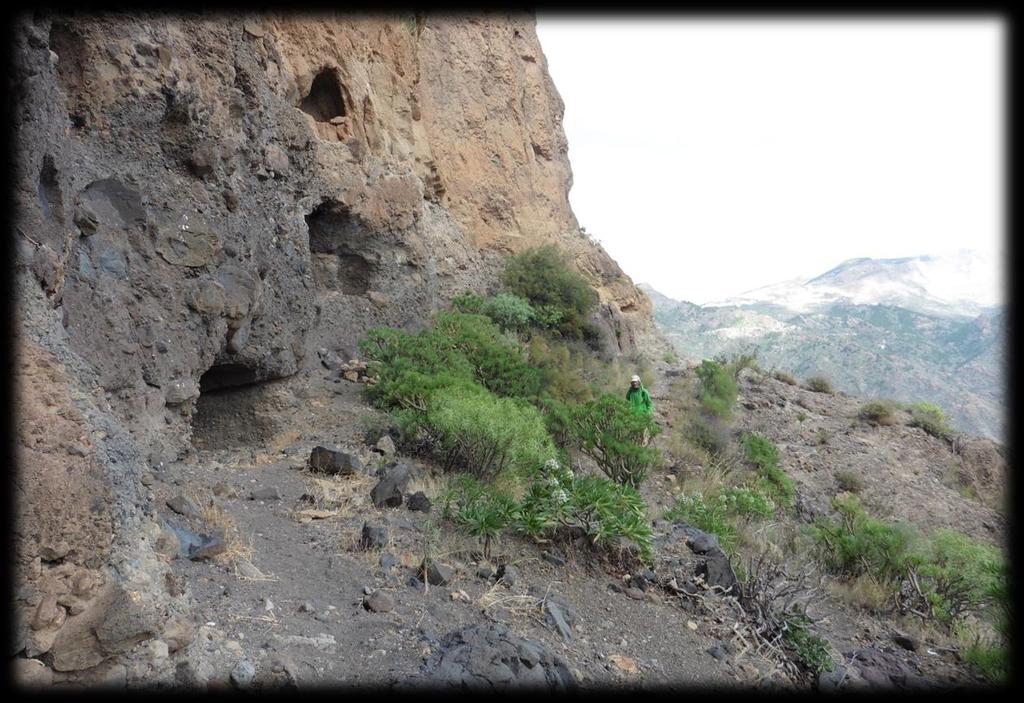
[535,17,1004,304]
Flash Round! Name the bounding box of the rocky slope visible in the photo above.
[10,11,660,688]
[10,12,1004,692]
[642,278,1006,442]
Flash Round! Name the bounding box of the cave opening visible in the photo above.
[299,69,347,123]
[305,201,375,295]
[191,363,276,451]
[38,155,64,223]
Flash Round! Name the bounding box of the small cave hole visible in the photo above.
[191,364,276,451]
[299,69,347,123]
[37,155,64,223]
[306,201,375,295]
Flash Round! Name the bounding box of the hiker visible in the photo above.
[626,374,654,446]
[626,374,653,416]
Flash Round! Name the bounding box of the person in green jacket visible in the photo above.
[626,374,654,445]
[627,374,653,415]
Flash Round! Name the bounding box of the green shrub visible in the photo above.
[665,491,737,552]
[720,485,777,518]
[503,245,599,342]
[440,474,518,558]
[695,359,738,419]
[740,432,794,508]
[518,459,653,562]
[783,612,835,674]
[805,376,833,393]
[726,352,760,379]
[426,387,555,479]
[916,529,1006,623]
[796,411,808,423]
[434,311,543,400]
[908,401,953,439]
[858,400,896,426]
[963,643,1009,684]
[663,350,680,364]
[360,326,475,413]
[809,492,919,585]
[565,394,662,487]
[452,291,535,333]
[808,495,1008,631]
[835,470,864,494]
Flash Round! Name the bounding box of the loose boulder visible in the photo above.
[307,446,362,476]
[370,464,412,508]
[420,623,576,689]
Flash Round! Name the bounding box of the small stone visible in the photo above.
[707,644,728,661]
[230,659,256,689]
[608,654,638,675]
[625,587,645,601]
[249,486,281,501]
[419,560,453,586]
[379,553,398,570]
[541,551,566,567]
[370,464,412,508]
[476,564,495,580]
[374,435,396,456]
[307,446,362,476]
[163,616,195,653]
[359,523,388,551]
[212,482,239,498]
[364,590,394,613]
[495,564,518,587]
[12,657,52,687]
[166,495,201,517]
[343,370,360,383]
[686,621,698,631]
[366,291,390,307]
[298,602,315,614]
[188,530,227,560]
[243,21,265,37]
[406,491,431,513]
[140,473,155,487]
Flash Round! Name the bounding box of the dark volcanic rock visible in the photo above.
[166,495,201,518]
[358,523,388,551]
[307,446,362,476]
[249,486,281,501]
[696,547,737,594]
[406,491,431,513]
[420,623,576,689]
[370,464,412,508]
[848,645,931,689]
[419,559,453,586]
[363,590,394,613]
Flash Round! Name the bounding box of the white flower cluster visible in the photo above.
[543,458,571,504]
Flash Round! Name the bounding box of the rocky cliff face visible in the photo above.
[11,12,658,684]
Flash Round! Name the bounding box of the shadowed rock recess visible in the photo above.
[11,12,660,689]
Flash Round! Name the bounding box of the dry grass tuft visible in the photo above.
[199,497,255,569]
[826,573,891,612]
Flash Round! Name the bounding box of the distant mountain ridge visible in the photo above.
[703,250,1003,319]
[640,251,1006,442]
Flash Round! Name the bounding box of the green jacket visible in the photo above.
[626,383,653,415]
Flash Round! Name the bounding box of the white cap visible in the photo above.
[631,375,641,383]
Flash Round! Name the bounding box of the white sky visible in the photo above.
[535,17,1004,304]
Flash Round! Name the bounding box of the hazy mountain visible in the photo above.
[641,252,1006,442]
[704,250,1003,319]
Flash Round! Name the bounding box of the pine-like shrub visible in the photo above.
[566,394,662,487]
